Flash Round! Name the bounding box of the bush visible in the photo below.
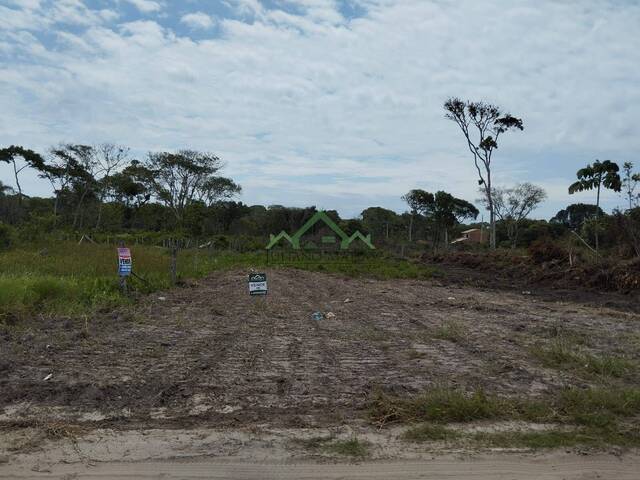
[528,237,566,264]
[0,222,15,250]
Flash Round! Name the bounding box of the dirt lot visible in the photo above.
[3,267,639,426]
[1,267,640,476]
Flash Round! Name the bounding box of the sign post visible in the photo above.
[248,273,267,296]
[117,246,132,293]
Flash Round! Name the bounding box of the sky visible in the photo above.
[1,0,639,219]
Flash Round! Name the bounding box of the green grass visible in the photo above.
[554,387,640,428]
[433,319,467,343]
[322,437,369,457]
[532,337,634,379]
[379,386,640,449]
[298,257,435,280]
[373,386,640,427]
[472,428,640,449]
[370,388,505,425]
[0,243,436,320]
[0,275,124,319]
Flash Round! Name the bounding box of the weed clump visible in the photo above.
[370,388,505,426]
[532,337,634,379]
[402,424,460,442]
[433,320,467,343]
[323,437,369,457]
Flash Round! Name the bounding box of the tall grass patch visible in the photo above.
[370,388,505,425]
[532,336,634,379]
[380,386,640,448]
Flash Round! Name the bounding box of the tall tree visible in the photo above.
[94,143,130,229]
[145,150,240,224]
[0,146,45,204]
[551,203,604,230]
[568,160,621,253]
[47,145,98,229]
[402,189,433,242]
[403,189,478,248]
[430,191,479,247]
[444,98,524,249]
[482,183,546,248]
[361,207,400,241]
[37,147,86,225]
[621,162,640,210]
[106,160,153,228]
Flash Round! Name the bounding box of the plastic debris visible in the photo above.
[43,374,53,381]
[447,297,456,300]
[311,312,324,321]
[344,298,352,303]
[158,296,167,301]
[326,312,336,319]
[522,291,532,295]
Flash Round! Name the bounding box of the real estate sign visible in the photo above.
[117,247,132,277]
[248,273,267,295]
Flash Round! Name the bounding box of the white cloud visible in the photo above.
[180,12,214,30]
[1,0,640,218]
[122,0,162,14]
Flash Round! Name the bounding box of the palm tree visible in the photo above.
[568,160,621,253]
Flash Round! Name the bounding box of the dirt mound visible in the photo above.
[425,251,640,293]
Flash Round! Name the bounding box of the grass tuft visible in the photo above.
[433,320,467,343]
[402,423,460,442]
[323,437,369,457]
[532,337,634,379]
[370,388,504,425]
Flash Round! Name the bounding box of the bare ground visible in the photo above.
[1,268,640,475]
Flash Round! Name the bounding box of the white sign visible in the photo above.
[248,273,267,295]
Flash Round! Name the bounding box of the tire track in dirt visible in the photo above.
[2,268,640,428]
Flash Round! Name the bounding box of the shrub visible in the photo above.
[528,237,566,264]
[0,222,15,250]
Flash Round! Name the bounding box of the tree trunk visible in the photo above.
[408,214,414,243]
[595,181,601,255]
[73,188,90,229]
[12,160,23,205]
[486,170,496,249]
[95,193,105,229]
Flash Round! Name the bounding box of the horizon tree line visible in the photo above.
[1,129,639,256]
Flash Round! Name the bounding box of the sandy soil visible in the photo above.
[3,445,640,479]
[1,268,640,475]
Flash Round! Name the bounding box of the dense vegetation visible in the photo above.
[1,142,639,256]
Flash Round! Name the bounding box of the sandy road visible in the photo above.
[2,454,640,480]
